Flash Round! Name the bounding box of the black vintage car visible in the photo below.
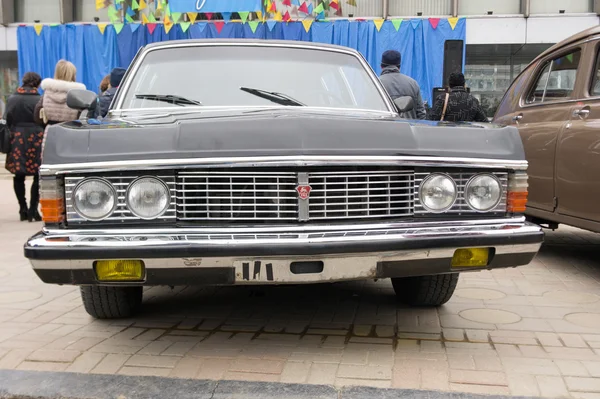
[25,40,543,319]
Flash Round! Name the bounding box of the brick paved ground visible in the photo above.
[1,178,600,398]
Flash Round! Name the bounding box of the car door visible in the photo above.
[502,47,583,212]
[555,39,600,222]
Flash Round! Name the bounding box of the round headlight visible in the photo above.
[465,174,502,212]
[72,178,117,221]
[419,174,457,213]
[126,177,171,220]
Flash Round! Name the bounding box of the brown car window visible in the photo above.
[591,49,600,96]
[526,50,581,104]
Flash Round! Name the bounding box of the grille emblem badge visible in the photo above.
[296,185,312,200]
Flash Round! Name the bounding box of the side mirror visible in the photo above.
[67,89,97,111]
[394,96,414,113]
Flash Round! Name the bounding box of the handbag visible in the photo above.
[440,92,450,122]
[0,120,10,154]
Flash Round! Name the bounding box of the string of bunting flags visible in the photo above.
[31,0,463,37]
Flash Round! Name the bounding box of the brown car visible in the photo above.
[494,26,600,233]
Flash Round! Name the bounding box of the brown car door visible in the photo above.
[505,48,583,212]
[555,40,600,222]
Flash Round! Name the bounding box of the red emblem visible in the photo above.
[296,185,312,200]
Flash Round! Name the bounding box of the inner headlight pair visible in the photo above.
[419,173,502,213]
[72,177,170,221]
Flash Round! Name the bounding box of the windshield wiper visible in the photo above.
[240,87,305,107]
[135,94,203,107]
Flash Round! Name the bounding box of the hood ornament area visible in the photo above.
[296,185,312,200]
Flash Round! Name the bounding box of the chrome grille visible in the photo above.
[414,172,508,214]
[176,171,298,221]
[65,175,177,223]
[308,170,414,220]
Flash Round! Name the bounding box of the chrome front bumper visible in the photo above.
[25,217,543,286]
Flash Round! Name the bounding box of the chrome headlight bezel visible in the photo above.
[71,177,117,221]
[125,176,172,220]
[464,173,503,212]
[418,173,458,213]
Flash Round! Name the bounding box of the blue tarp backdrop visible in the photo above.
[17,18,465,105]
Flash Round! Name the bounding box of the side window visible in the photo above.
[590,48,600,96]
[526,49,581,104]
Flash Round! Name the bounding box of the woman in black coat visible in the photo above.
[4,72,44,221]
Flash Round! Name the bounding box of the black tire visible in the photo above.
[80,286,143,319]
[392,274,459,307]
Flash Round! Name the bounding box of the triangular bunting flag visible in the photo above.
[256,10,263,20]
[147,23,157,34]
[114,23,124,34]
[329,0,339,10]
[130,22,140,32]
[248,20,259,33]
[97,23,108,34]
[197,22,208,32]
[274,11,282,21]
[268,1,277,12]
[214,21,225,34]
[308,3,314,14]
[148,12,156,22]
[187,12,198,24]
[139,0,147,10]
[346,0,356,6]
[221,12,231,22]
[283,11,291,22]
[239,12,249,23]
[115,2,122,10]
[447,17,459,30]
[34,24,43,36]
[298,2,309,13]
[142,14,149,24]
[205,12,213,20]
[429,18,440,29]
[172,12,182,22]
[96,0,105,10]
[566,53,574,63]
[126,6,135,17]
[180,22,191,32]
[316,11,325,20]
[164,4,171,16]
[156,1,162,10]
[292,0,300,5]
[410,19,420,29]
[302,19,313,32]
[131,0,139,10]
[373,19,384,31]
[126,14,135,23]
[392,18,402,31]
[314,3,324,14]
[282,0,291,6]
[164,15,174,33]
[266,20,277,31]
[108,5,120,23]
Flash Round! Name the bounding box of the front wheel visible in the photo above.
[392,274,459,306]
[80,286,143,319]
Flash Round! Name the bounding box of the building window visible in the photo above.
[530,0,593,14]
[458,0,521,15]
[465,44,552,117]
[15,0,61,23]
[74,0,109,22]
[389,0,451,17]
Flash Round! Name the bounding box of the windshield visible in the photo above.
[119,45,390,112]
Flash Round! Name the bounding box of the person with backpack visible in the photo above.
[428,72,488,123]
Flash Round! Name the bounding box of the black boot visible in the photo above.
[29,174,41,222]
[19,206,28,221]
[13,175,28,222]
[28,208,42,222]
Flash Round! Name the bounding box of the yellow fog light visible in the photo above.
[451,248,490,268]
[95,260,145,281]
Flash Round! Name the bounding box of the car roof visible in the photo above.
[142,39,361,55]
[533,26,600,63]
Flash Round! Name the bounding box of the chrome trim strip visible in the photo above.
[40,156,528,175]
[30,220,541,250]
[30,243,542,272]
[113,41,397,115]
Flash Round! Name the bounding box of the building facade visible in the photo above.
[0,0,599,116]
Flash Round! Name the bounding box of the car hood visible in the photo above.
[41,108,525,166]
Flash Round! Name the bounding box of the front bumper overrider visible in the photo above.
[24,217,544,286]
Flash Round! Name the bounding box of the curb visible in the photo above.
[0,370,540,399]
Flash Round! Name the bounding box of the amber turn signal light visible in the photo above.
[40,178,65,223]
[507,172,528,213]
[95,260,145,282]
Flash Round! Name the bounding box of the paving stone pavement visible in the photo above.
[1,179,600,398]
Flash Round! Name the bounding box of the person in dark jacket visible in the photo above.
[97,67,126,118]
[379,50,426,120]
[4,72,44,221]
[428,72,488,123]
